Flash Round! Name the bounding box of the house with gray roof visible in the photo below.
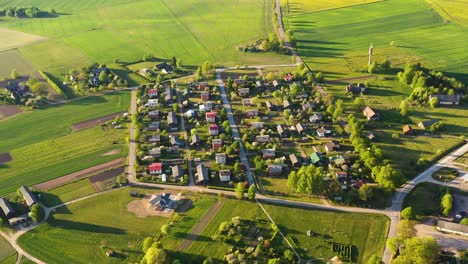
[0,198,14,218]
[19,186,37,207]
[195,164,209,185]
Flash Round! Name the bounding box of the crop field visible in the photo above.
[0,50,37,78]
[0,0,289,84]
[427,0,468,25]
[18,188,217,264]
[281,0,468,83]
[0,27,46,52]
[0,237,15,264]
[262,203,389,263]
[0,91,129,195]
[40,178,96,207]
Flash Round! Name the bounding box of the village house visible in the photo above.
[147,88,158,98]
[148,193,172,211]
[146,99,158,108]
[170,135,182,146]
[277,125,289,138]
[418,119,439,129]
[289,154,300,167]
[238,88,250,97]
[234,79,246,86]
[284,73,293,82]
[200,91,210,101]
[246,109,259,118]
[309,113,323,123]
[149,147,161,157]
[242,98,252,106]
[272,80,280,88]
[296,123,305,134]
[148,121,160,131]
[172,165,183,179]
[148,110,159,119]
[265,101,274,110]
[149,163,163,175]
[5,81,29,100]
[165,87,174,103]
[252,122,264,129]
[148,134,161,144]
[346,83,366,94]
[195,164,209,185]
[219,170,231,182]
[268,164,283,176]
[323,142,337,153]
[302,101,315,111]
[310,152,322,164]
[335,171,348,181]
[283,99,291,108]
[197,82,209,90]
[89,67,107,86]
[0,198,14,218]
[363,106,380,121]
[212,139,223,150]
[430,94,460,105]
[402,125,413,136]
[167,111,178,127]
[188,134,199,146]
[215,153,227,165]
[366,131,375,141]
[209,124,219,136]
[205,112,216,123]
[156,62,173,74]
[256,135,270,144]
[262,149,276,159]
[316,127,331,137]
[19,186,37,207]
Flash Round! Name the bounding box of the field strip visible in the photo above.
[33,158,124,190]
[71,111,126,131]
[177,200,224,251]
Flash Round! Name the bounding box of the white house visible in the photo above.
[215,153,227,164]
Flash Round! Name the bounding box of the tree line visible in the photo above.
[0,7,54,18]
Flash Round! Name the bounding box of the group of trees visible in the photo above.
[0,7,51,18]
[235,183,256,200]
[285,29,297,47]
[195,61,214,80]
[141,238,169,264]
[287,164,324,195]
[367,59,391,74]
[398,63,466,105]
[259,33,282,52]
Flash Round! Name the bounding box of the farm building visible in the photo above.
[268,165,283,176]
[437,220,468,236]
[402,125,413,136]
[19,186,37,207]
[362,106,380,121]
[0,198,14,218]
[429,94,460,105]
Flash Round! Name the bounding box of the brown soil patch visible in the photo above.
[0,105,22,120]
[127,199,174,218]
[34,158,124,190]
[102,149,120,156]
[0,152,12,164]
[89,166,126,192]
[71,111,125,131]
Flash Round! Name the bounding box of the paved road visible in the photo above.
[216,69,255,185]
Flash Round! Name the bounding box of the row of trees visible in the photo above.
[0,7,50,18]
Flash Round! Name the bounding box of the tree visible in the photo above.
[397,220,414,240]
[287,171,299,191]
[176,58,183,69]
[30,204,45,222]
[99,70,108,84]
[31,82,49,96]
[441,192,453,216]
[368,61,377,73]
[290,83,303,97]
[10,69,19,79]
[315,72,324,83]
[283,249,294,262]
[393,237,438,264]
[386,238,399,254]
[145,246,168,264]
[268,259,280,264]
[401,207,415,220]
[429,96,438,108]
[247,185,256,200]
[358,184,374,201]
[460,218,468,226]
[353,98,365,111]
[172,56,177,66]
[161,224,171,236]
[260,40,270,51]
[142,237,154,253]
[265,72,276,81]
[235,182,245,200]
[399,100,409,116]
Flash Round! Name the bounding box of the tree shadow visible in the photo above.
[49,218,125,234]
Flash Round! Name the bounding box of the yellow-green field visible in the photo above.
[0,50,37,78]
[428,0,468,25]
[283,0,383,13]
[0,27,46,52]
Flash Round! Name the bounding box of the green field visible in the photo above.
[262,203,389,263]
[281,0,468,83]
[0,50,37,78]
[0,237,15,264]
[0,254,17,264]
[0,0,289,84]
[18,187,217,264]
[403,182,445,219]
[0,91,129,196]
[39,176,96,207]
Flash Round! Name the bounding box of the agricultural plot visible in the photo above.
[262,203,389,263]
[281,0,468,83]
[39,178,96,207]
[0,27,46,52]
[0,50,37,78]
[18,188,217,264]
[0,237,15,264]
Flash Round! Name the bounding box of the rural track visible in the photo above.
[33,158,124,190]
[176,200,224,252]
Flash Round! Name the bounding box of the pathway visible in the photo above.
[176,200,224,251]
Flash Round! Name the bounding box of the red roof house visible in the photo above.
[209,124,219,136]
[148,89,158,97]
[149,163,162,175]
[205,112,217,123]
[284,73,293,82]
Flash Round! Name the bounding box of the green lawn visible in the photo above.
[18,187,217,264]
[262,203,390,264]
[0,91,129,195]
[281,0,468,84]
[402,182,445,219]
[40,178,96,207]
[261,177,323,204]
[0,237,15,264]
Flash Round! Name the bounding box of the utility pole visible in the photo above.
[368,42,374,66]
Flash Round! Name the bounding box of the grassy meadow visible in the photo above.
[0,0,289,84]
[0,91,129,196]
[18,187,217,264]
[281,0,468,83]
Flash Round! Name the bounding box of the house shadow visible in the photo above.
[48,218,125,234]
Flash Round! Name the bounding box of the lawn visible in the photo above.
[0,237,15,264]
[18,187,217,264]
[40,178,96,207]
[262,203,390,263]
[0,0,289,83]
[402,182,445,219]
[261,177,323,204]
[281,0,468,84]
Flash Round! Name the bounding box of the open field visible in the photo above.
[0,105,22,121]
[0,27,46,52]
[0,237,15,264]
[72,111,125,131]
[0,50,37,78]
[281,0,468,83]
[18,187,217,264]
[0,254,17,264]
[0,0,289,85]
[427,0,468,25]
[40,178,96,207]
[262,203,390,263]
[283,0,383,13]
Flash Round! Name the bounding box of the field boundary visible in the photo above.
[33,158,124,190]
[71,111,126,131]
[38,70,68,99]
